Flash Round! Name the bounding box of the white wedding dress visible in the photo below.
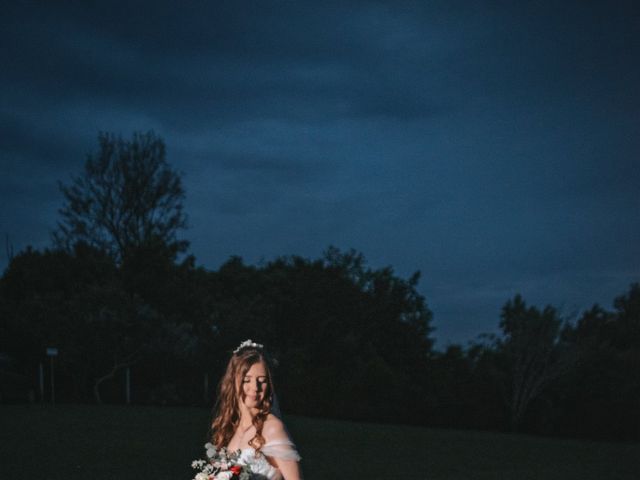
[236,439,301,480]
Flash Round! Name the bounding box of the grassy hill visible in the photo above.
[0,405,637,479]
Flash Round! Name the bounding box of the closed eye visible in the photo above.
[243,376,268,384]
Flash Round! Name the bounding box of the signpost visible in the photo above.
[46,347,58,404]
[125,367,131,405]
[38,363,44,401]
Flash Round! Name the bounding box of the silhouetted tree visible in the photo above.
[252,247,434,421]
[53,131,187,262]
[1,246,118,400]
[612,283,640,349]
[0,245,173,403]
[498,295,574,431]
[557,284,640,439]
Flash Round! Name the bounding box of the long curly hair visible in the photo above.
[210,347,275,452]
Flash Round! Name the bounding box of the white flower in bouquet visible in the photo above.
[190,444,252,480]
[205,442,217,458]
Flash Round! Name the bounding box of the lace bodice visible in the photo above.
[235,440,301,480]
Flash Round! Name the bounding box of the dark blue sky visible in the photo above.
[1,1,638,347]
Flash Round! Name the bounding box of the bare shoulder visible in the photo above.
[262,414,290,441]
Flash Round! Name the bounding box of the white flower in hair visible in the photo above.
[234,339,264,354]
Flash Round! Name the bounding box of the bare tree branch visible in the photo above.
[53,131,187,262]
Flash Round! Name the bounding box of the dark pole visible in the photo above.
[50,355,55,405]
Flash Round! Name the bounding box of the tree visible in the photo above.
[498,295,574,431]
[249,248,435,421]
[0,245,122,401]
[557,284,640,439]
[612,282,640,350]
[54,131,187,262]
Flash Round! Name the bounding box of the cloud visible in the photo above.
[1,0,638,344]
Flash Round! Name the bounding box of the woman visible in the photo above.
[210,340,303,480]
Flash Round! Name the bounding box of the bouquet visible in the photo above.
[191,443,253,480]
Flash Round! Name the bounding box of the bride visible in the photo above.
[210,340,303,480]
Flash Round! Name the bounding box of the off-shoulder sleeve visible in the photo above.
[261,439,301,461]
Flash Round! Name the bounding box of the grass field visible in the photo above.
[0,405,638,479]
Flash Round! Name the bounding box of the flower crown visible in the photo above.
[233,339,264,354]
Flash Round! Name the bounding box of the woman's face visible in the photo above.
[240,361,268,409]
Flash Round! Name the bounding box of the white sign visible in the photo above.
[46,348,58,356]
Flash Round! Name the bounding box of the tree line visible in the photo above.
[1,132,637,441]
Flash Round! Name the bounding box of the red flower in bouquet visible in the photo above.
[191,445,252,480]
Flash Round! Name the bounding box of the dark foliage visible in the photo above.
[3,240,637,440]
[2,131,637,441]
